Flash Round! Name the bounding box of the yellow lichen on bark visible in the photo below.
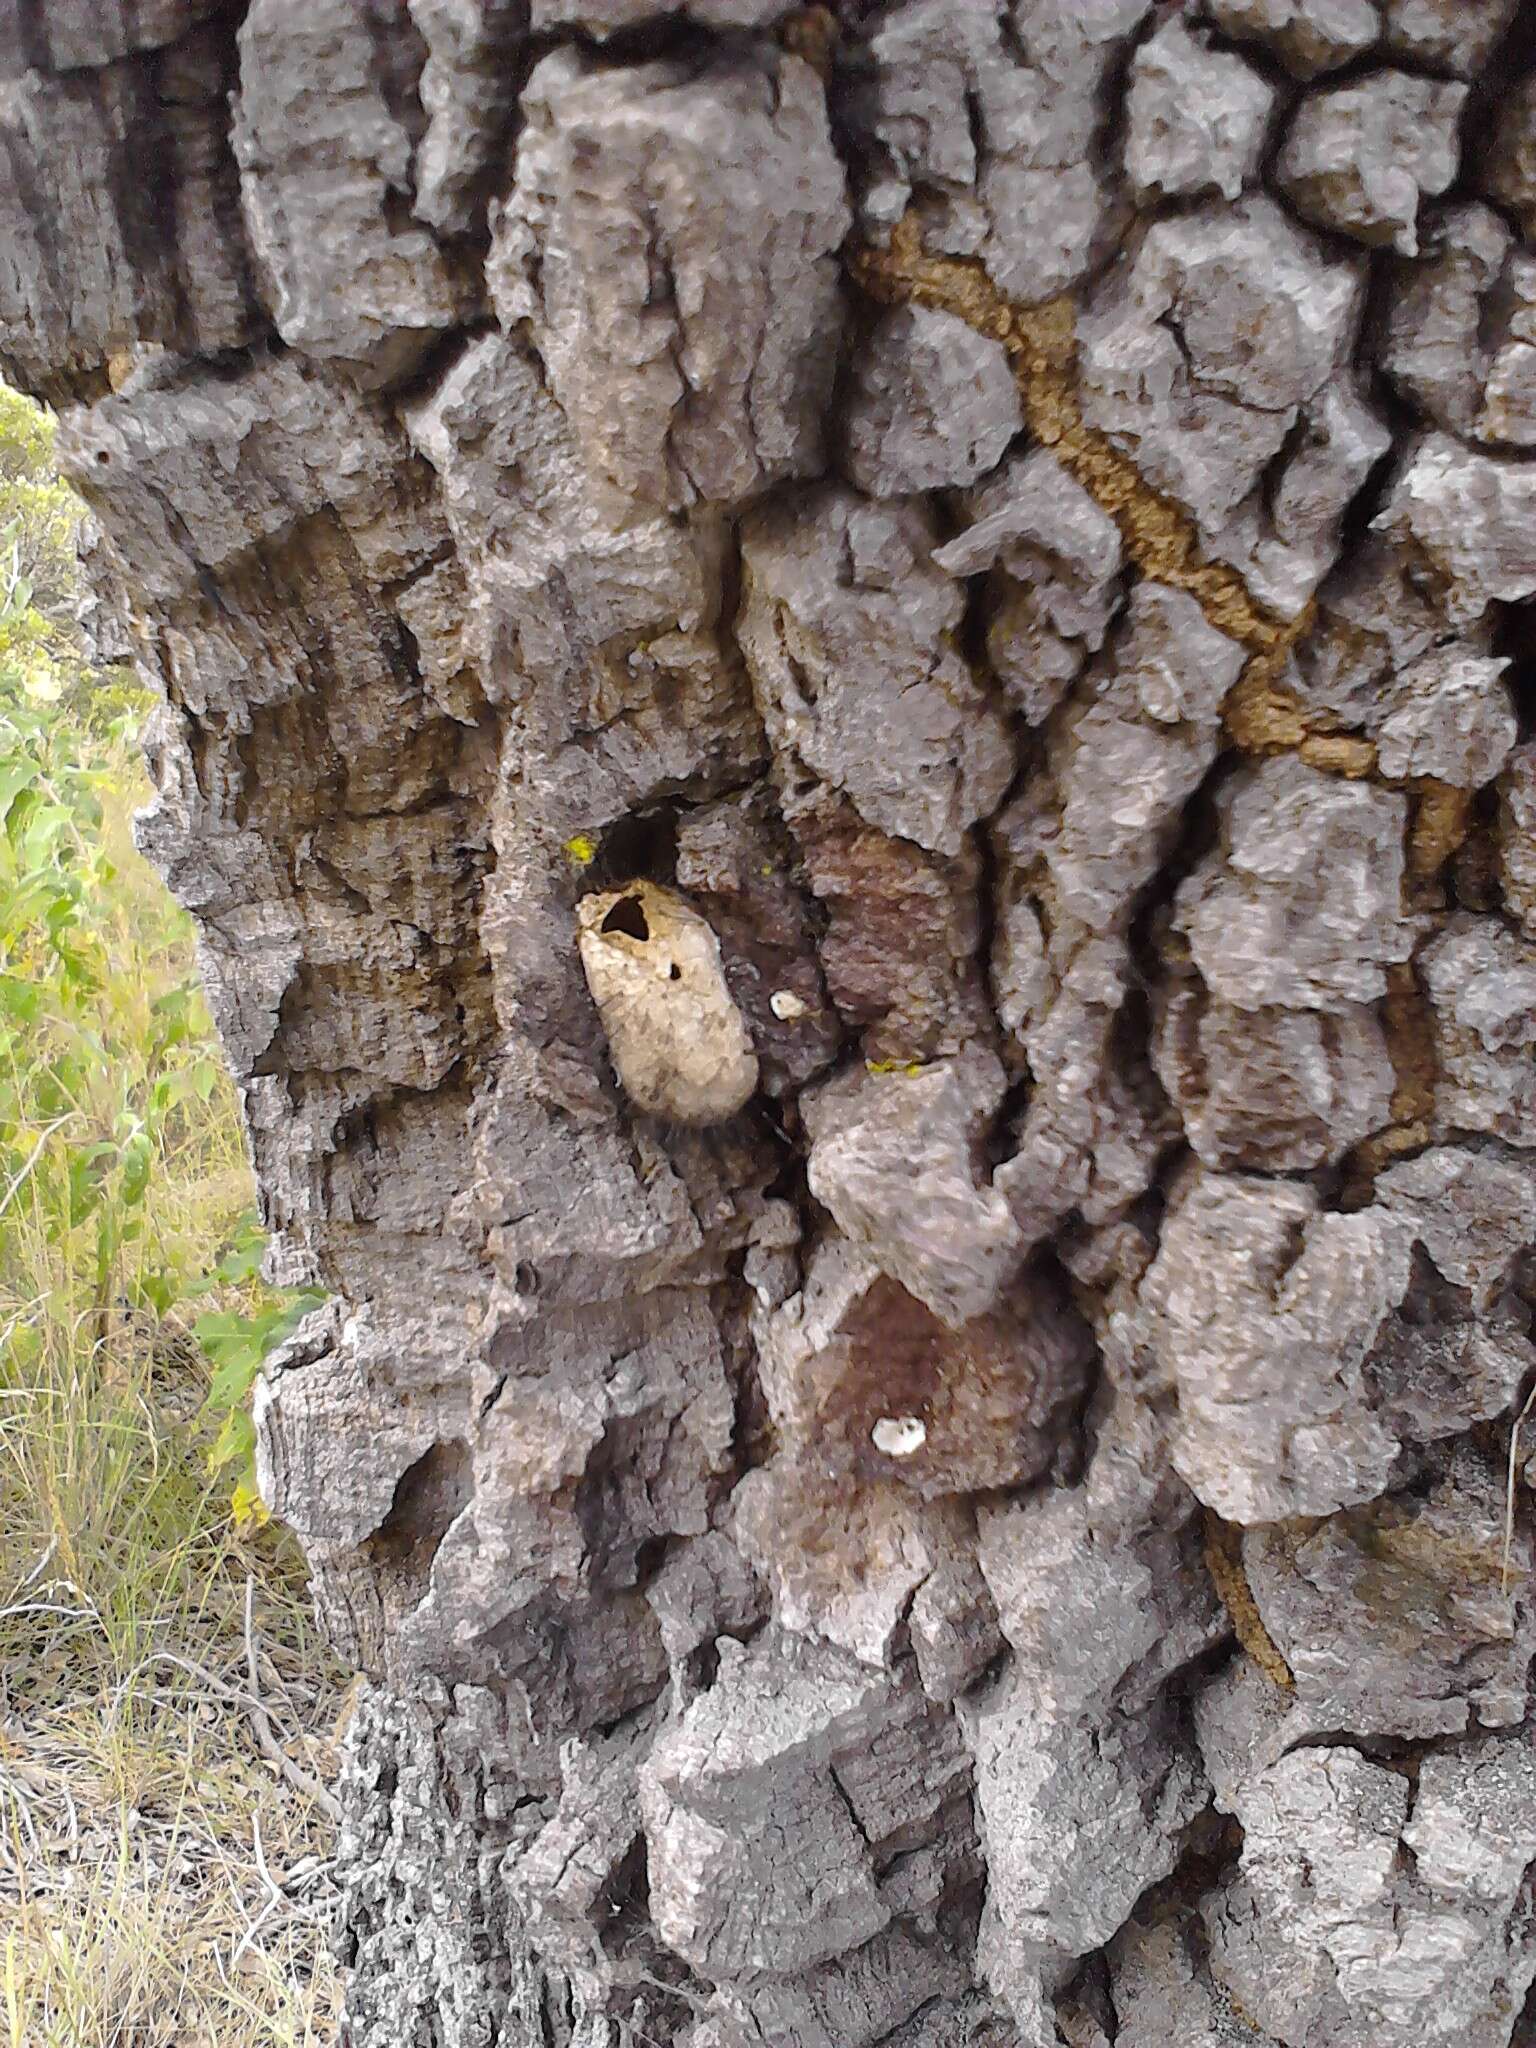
[1202,1515,1295,1693]
[1406,781,1476,881]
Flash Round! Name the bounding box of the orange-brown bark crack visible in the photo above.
[1203,1513,1295,1693]
[850,217,1306,689]
[852,216,1459,1172]
[849,217,1475,838]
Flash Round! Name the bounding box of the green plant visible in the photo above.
[0,719,215,1313]
[191,1221,324,1523]
[0,387,93,718]
[0,479,319,1523]
[0,377,342,2044]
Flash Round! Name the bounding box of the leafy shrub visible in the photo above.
[0,385,313,1531]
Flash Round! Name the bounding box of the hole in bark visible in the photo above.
[602,895,650,941]
[587,804,681,891]
[597,1836,655,1957]
[1451,783,1505,914]
[1495,597,1536,743]
[667,961,681,980]
[368,1439,473,1582]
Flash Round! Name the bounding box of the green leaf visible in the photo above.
[133,1269,180,1317]
[208,1407,256,1474]
[0,972,40,1023]
[193,1310,270,1410]
[117,1125,152,1207]
[0,756,36,824]
[66,1145,106,1228]
[193,1221,267,1292]
[196,1289,319,1407]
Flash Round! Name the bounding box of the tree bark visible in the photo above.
[5,1,1536,2042]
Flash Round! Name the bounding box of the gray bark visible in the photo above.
[4,2,1536,2043]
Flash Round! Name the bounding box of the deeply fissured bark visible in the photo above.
[4,2,1536,2043]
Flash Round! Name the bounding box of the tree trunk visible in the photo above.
[6,1,1536,2041]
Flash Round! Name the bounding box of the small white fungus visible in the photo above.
[871,1415,927,1457]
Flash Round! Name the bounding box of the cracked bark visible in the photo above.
[4,2,1536,2043]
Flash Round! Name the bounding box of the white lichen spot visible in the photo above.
[769,988,808,1020]
[577,879,759,1125]
[871,1415,927,1458]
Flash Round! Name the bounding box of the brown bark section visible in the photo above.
[4,3,1536,2045]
